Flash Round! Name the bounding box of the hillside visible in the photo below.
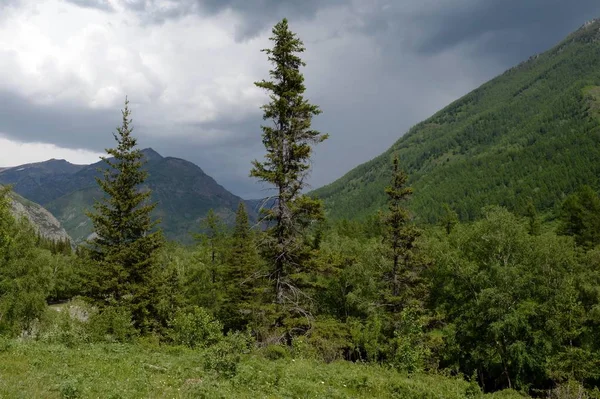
[0,149,252,243]
[3,187,71,242]
[313,19,600,222]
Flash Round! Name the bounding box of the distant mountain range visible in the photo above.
[312,19,600,223]
[0,149,256,244]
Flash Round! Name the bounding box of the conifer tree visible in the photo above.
[250,18,328,310]
[525,199,541,236]
[87,97,163,331]
[222,202,260,331]
[203,209,226,284]
[382,155,421,310]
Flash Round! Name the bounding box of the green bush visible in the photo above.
[262,344,290,360]
[36,307,89,347]
[203,331,252,378]
[87,306,138,343]
[168,306,223,349]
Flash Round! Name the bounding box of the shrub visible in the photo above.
[262,344,290,360]
[36,307,89,347]
[168,306,223,349]
[203,331,252,378]
[87,306,138,343]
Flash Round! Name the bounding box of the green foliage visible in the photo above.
[441,203,459,235]
[0,186,51,335]
[86,98,165,332]
[558,185,600,247]
[168,306,223,349]
[221,203,261,332]
[202,331,253,378]
[390,306,430,373]
[87,306,138,343]
[37,305,90,347]
[425,206,599,392]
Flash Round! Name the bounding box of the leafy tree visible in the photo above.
[426,207,591,391]
[86,97,164,332]
[0,186,51,335]
[440,203,459,235]
[250,19,328,317]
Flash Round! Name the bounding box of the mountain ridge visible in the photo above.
[0,148,254,244]
[312,19,600,222]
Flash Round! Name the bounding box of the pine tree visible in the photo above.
[222,202,260,331]
[382,155,421,311]
[250,18,328,311]
[86,97,164,331]
[200,209,226,284]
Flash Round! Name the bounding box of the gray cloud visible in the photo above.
[354,0,600,66]
[2,0,600,199]
[115,0,341,40]
[63,0,114,12]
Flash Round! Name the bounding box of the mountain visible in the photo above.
[313,19,600,223]
[4,187,71,243]
[0,149,252,244]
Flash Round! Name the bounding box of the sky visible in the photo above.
[0,0,599,198]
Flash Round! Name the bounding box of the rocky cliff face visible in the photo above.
[8,190,71,243]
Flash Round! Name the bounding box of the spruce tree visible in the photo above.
[222,202,260,331]
[199,209,226,284]
[525,199,541,236]
[87,97,163,331]
[382,155,421,310]
[250,18,328,311]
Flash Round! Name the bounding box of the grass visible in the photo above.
[0,339,526,399]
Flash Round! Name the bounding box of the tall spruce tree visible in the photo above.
[250,18,328,311]
[382,155,421,310]
[222,202,260,331]
[87,97,163,331]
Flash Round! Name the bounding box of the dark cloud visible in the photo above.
[413,0,600,56]
[63,0,114,12]
[355,0,600,66]
[196,0,342,40]
[0,91,116,151]
[3,0,600,199]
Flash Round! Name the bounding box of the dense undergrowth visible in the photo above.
[0,305,524,399]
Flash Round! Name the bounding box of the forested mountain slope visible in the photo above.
[313,19,600,222]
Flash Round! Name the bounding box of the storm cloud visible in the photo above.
[0,0,599,198]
